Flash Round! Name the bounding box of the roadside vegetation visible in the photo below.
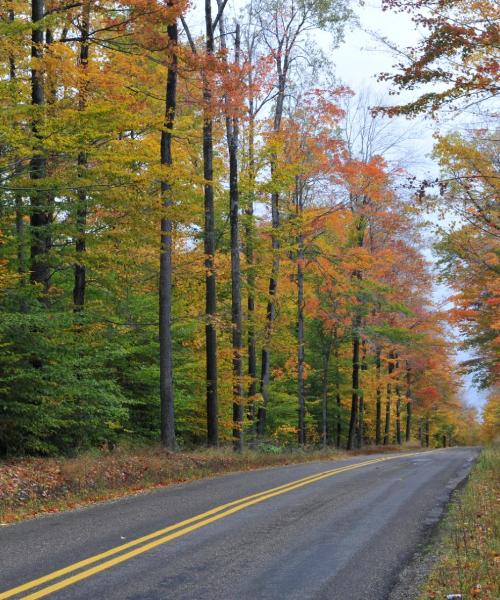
[420,445,500,600]
[0,442,426,524]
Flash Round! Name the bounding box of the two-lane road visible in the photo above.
[0,448,478,600]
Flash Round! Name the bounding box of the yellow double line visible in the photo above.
[1,452,422,599]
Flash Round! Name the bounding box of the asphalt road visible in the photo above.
[0,447,478,600]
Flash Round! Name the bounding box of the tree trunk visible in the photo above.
[418,417,423,446]
[356,338,367,448]
[405,362,412,443]
[347,216,366,450]
[204,0,218,446]
[9,14,27,287]
[334,329,341,449]
[257,75,286,436]
[425,418,430,447]
[73,1,90,312]
[245,114,257,428]
[30,0,51,299]
[383,351,394,445]
[357,395,364,449]
[321,340,331,449]
[297,227,305,446]
[219,16,243,451]
[346,318,360,450]
[395,356,402,445]
[375,347,382,445]
[396,385,401,445]
[159,2,178,450]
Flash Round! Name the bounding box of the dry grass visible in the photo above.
[0,445,355,523]
[420,445,500,600]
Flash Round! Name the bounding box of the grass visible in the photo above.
[0,442,411,524]
[419,445,500,600]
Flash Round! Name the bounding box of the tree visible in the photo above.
[379,0,499,116]
[159,0,181,450]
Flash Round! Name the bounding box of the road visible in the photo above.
[0,448,478,600]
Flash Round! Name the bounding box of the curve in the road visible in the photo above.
[0,451,430,600]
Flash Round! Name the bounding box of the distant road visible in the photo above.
[0,448,478,600]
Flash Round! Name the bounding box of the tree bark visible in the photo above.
[346,318,360,450]
[383,351,394,445]
[30,0,51,299]
[405,362,412,443]
[204,0,218,446]
[356,338,367,448]
[425,418,430,447]
[159,1,178,450]
[334,329,341,449]
[375,347,382,445]
[257,73,286,436]
[395,356,402,445]
[245,111,257,428]
[9,11,27,286]
[321,339,332,449]
[218,14,244,451]
[297,229,305,446]
[293,177,306,446]
[73,1,90,312]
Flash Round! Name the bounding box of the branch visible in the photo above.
[181,15,197,54]
[212,0,229,32]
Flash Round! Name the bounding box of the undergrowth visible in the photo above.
[420,445,499,600]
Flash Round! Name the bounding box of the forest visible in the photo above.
[0,0,497,457]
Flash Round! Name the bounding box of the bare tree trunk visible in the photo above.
[395,356,402,445]
[245,114,257,428]
[347,318,360,450]
[425,418,430,447]
[375,347,382,445]
[9,12,27,286]
[396,385,401,445]
[257,74,286,436]
[334,329,342,448]
[204,0,218,446]
[218,14,243,451]
[405,362,412,443]
[73,1,90,313]
[321,340,332,449]
[159,1,178,450]
[297,229,305,446]
[383,351,394,445]
[356,338,367,448]
[347,215,366,450]
[30,0,51,299]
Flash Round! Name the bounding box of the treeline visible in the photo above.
[0,0,493,456]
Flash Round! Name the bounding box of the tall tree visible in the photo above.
[159,0,179,450]
[73,1,90,312]
[30,0,51,299]
[218,9,244,450]
[405,361,412,443]
[203,0,219,446]
[384,350,395,445]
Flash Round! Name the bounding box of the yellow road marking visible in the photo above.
[1,456,385,599]
[1,452,424,600]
